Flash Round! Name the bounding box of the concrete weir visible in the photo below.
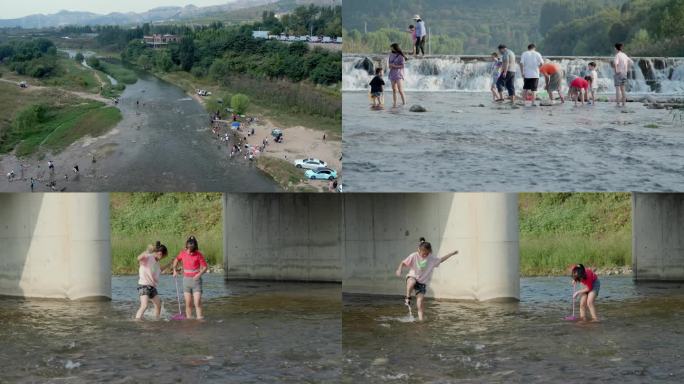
[633,193,684,281]
[0,193,111,300]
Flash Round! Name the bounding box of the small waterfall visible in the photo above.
[343,54,684,95]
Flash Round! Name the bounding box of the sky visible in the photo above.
[0,0,235,19]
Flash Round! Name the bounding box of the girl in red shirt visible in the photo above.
[571,264,601,322]
[568,76,592,105]
[172,236,208,320]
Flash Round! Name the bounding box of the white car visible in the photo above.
[322,36,332,43]
[294,158,327,170]
[309,36,321,43]
[288,36,297,41]
[335,37,343,44]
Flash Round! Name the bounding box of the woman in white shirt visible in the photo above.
[613,43,633,107]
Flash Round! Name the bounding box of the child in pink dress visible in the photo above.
[395,238,458,321]
[135,241,168,320]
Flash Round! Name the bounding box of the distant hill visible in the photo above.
[342,0,624,54]
[0,0,333,28]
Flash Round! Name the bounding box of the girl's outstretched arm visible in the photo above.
[395,261,405,277]
[137,251,147,262]
[440,250,459,264]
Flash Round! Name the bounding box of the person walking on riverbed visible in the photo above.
[388,43,408,108]
[412,15,427,56]
[135,241,168,320]
[520,44,544,106]
[571,264,600,322]
[172,236,208,320]
[496,44,517,104]
[490,52,504,101]
[613,43,633,107]
[395,238,458,321]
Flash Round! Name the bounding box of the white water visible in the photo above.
[344,55,684,95]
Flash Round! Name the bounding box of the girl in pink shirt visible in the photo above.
[395,238,458,321]
[571,264,601,322]
[135,241,168,320]
[172,236,208,320]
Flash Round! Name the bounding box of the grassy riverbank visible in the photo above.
[0,82,121,156]
[110,193,224,274]
[255,157,319,192]
[156,70,341,139]
[97,59,137,85]
[1,58,101,94]
[520,193,632,276]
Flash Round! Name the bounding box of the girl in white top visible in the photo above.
[395,237,458,321]
[135,241,168,320]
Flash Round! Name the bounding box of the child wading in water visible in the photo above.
[173,236,208,320]
[395,238,458,321]
[490,52,503,101]
[571,264,601,322]
[369,67,386,109]
[388,43,408,108]
[568,76,592,105]
[587,62,599,104]
[135,241,168,320]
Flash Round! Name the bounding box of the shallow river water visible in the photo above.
[343,92,684,192]
[1,59,279,192]
[0,275,340,383]
[342,276,684,383]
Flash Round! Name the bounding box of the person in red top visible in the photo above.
[172,236,208,320]
[568,76,592,106]
[571,264,601,322]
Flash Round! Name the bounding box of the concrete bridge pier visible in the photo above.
[223,193,343,282]
[0,193,111,300]
[342,193,520,301]
[633,193,684,281]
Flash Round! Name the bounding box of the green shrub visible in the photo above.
[231,93,250,115]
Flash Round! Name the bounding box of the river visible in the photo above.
[0,275,340,383]
[342,91,684,192]
[342,276,684,383]
[91,71,279,192]
[2,51,279,192]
